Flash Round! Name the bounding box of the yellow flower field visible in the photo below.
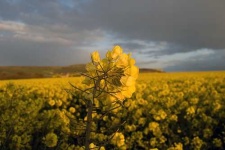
[0,71,225,149]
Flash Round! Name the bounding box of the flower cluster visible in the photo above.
[83,45,139,101]
[111,132,125,148]
[43,132,58,147]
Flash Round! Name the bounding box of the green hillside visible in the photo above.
[0,64,163,80]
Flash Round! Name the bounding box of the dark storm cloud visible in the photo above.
[0,36,89,66]
[0,0,92,29]
[81,0,225,50]
[0,0,224,70]
[114,42,145,52]
[2,0,225,51]
[115,41,192,57]
[165,50,225,71]
[0,0,104,66]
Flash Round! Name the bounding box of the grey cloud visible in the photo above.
[1,0,225,50]
[137,60,158,66]
[0,0,225,71]
[114,41,191,57]
[0,0,89,29]
[0,37,90,66]
[165,50,225,71]
[83,0,225,50]
[114,42,145,52]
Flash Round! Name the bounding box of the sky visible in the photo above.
[0,0,225,72]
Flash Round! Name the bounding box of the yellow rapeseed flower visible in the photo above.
[91,51,101,63]
[111,45,123,59]
[43,132,58,147]
[116,53,128,68]
[83,45,139,101]
[48,99,55,106]
[69,107,76,113]
[120,76,136,87]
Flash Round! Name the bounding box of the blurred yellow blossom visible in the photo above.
[43,132,58,148]
[91,51,101,63]
[111,45,123,59]
[83,45,139,101]
[111,132,125,147]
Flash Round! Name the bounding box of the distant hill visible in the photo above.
[0,64,164,80]
[139,68,165,73]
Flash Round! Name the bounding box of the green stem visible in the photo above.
[85,99,93,150]
[85,77,100,149]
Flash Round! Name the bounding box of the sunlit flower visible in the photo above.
[48,99,55,106]
[111,132,125,147]
[83,45,139,101]
[91,51,101,63]
[69,107,76,113]
[167,142,183,150]
[186,106,195,115]
[43,132,58,147]
[111,45,123,59]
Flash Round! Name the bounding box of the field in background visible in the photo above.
[1,71,224,85]
[0,71,225,149]
[0,64,86,80]
[0,65,164,80]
